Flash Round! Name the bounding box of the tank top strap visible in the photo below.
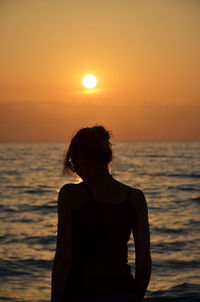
[124,186,132,204]
[82,182,94,201]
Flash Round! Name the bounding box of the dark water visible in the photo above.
[0,142,200,301]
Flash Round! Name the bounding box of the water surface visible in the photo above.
[0,142,200,301]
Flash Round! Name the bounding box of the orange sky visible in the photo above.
[0,0,199,142]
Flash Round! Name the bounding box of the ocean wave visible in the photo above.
[22,235,55,245]
[149,172,200,178]
[0,205,16,212]
[168,185,199,192]
[17,203,57,212]
[191,197,200,204]
[30,204,57,212]
[0,297,19,302]
[140,154,192,159]
[5,185,31,189]
[1,235,56,249]
[179,185,199,191]
[188,218,200,226]
[154,259,200,270]
[153,227,187,235]
[0,170,21,176]
[1,259,30,277]
[3,184,56,195]
[0,203,57,220]
[146,283,200,301]
[0,259,52,278]
[152,241,190,253]
[23,189,55,194]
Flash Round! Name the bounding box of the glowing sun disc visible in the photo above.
[82,74,97,89]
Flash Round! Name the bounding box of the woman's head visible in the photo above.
[63,125,112,176]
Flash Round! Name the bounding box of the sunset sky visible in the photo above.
[0,0,199,142]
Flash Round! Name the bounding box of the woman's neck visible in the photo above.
[82,167,112,184]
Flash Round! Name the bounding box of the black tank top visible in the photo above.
[66,183,136,297]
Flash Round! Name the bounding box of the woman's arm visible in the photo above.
[51,185,73,302]
[131,189,152,301]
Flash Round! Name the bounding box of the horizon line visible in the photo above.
[0,140,199,144]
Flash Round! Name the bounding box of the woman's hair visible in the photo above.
[63,125,112,175]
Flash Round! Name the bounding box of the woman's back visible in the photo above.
[66,180,136,296]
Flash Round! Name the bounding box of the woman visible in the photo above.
[51,126,151,302]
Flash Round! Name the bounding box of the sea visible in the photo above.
[0,142,200,302]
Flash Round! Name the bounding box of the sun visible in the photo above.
[82,74,97,89]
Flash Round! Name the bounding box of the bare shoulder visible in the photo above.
[59,183,77,196]
[130,187,146,200]
[129,187,147,213]
[58,182,87,211]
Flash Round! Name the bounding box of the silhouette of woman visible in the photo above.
[51,126,151,302]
